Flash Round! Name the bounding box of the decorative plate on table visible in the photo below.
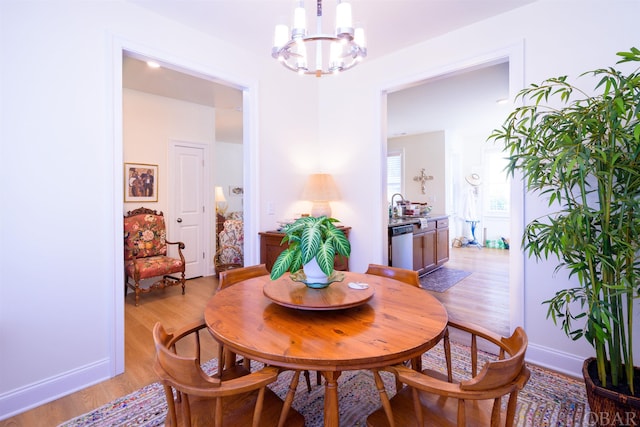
[263,272,375,311]
[289,269,346,289]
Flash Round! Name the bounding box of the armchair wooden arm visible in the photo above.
[367,324,530,427]
[153,321,305,427]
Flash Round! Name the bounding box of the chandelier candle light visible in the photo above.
[272,0,366,77]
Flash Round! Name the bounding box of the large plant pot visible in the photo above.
[583,357,640,426]
[302,257,330,288]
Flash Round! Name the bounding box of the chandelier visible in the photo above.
[272,0,366,77]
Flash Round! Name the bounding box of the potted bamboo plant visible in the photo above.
[489,47,640,423]
[270,216,351,287]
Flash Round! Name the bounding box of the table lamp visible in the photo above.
[302,173,340,217]
[214,186,228,215]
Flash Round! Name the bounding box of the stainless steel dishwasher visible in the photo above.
[389,224,414,270]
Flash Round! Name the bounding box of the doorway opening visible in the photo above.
[122,52,245,278]
[112,45,253,377]
[382,44,525,335]
[386,61,510,244]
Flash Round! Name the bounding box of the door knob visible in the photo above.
[177,218,183,223]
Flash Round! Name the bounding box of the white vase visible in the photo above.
[303,257,329,287]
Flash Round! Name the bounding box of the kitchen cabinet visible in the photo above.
[436,217,450,266]
[400,215,449,274]
[259,226,351,272]
[413,221,436,274]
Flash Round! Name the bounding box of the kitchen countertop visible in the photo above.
[388,214,448,227]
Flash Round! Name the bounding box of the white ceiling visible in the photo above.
[128,1,535,61]
[123,0,535,143]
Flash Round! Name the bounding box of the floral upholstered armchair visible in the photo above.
[214,211,244,276]
[124,207,186,306]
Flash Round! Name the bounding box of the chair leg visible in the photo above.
[279,371,301,427]
[412,387,424,426]
[242,356,252,371]
[395,371,403,393]
[303,370,312,393]
[444,328,453,382]
[134,280,140,306]
[373,370,395,427]
[162,385,178,427]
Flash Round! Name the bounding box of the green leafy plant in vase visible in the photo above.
[488,47,640,420]
[270,216,351,287]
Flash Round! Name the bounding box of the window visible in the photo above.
[387,150,403,203]
[483,149,510,216]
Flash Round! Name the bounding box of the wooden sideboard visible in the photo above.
[259,226,351,272]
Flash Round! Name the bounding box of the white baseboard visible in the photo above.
[526,342,587,379]
[0,358,111,421]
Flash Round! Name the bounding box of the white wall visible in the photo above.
[257,74,320,230]
[123,88,216,215]
[2,0,639,420]
[388,132,446,214]
[0,0,315,418]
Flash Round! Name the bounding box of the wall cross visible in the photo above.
[413,168,434,194]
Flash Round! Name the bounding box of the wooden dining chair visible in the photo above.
[217,263,269,291]
[152,321,305,427]
[367,321,530,427]
[216,264,269,372]
[218,264,318,393]
[365,264,421,287]
[366,263,423,386]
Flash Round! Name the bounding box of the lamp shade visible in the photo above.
[302,174,340,217]
[214,186,227,202]
[214,186,228,215]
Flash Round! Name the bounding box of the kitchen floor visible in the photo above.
[424,246,510,336]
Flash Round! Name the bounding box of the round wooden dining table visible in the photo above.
[204,271,448,427]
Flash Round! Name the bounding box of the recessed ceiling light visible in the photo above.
[496,98,509,104]
[146,61,161,69]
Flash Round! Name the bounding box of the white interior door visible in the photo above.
[170,142,207,279]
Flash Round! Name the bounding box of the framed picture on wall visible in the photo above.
[124,163,158,202]
[229,185,244,197]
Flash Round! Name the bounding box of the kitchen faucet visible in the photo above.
[390,193,406,218]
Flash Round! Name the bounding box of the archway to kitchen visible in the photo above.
[381,43,525,336]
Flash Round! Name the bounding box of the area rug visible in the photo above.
[419,267,472,292]
[59,340,589,427]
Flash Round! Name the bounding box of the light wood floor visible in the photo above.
[1,246,508,426]
[427,246,510,337]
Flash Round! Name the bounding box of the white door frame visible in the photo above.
[379,41,525,333]
[168,140,210,278]
[109,34,258,377]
